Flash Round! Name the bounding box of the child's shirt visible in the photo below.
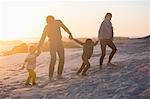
[82,42,95,59]
[25,54,37,70]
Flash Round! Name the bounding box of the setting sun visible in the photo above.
[0,0,150,98]
[0,0,149,40]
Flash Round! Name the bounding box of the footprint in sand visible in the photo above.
[3,77,10,80]
[7,69,16,71]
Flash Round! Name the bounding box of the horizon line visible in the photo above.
[1,35,150,42]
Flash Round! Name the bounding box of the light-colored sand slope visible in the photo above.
[0,38,150,99]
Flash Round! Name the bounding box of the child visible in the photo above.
[22,45,40,85]
[70,36,99,76]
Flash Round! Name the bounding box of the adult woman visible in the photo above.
[98,13,117,70]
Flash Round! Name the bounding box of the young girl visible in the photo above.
[70,36,99,76]
[22,45,40,85]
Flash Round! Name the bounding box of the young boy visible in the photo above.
[70,36,99,76]
[22,45,40,85]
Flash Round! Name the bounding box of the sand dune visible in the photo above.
[0,38,150,99]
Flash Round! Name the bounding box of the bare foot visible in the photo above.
[49,77,54,81]
[82,73,87,76]
[107,62,116,66]
[57,75,64,79]
[25,83,31,86]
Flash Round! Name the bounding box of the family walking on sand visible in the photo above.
[21,13,117,86]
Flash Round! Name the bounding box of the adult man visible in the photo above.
[38,16,72,80]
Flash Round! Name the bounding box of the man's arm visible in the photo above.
[73,38,84,46]
[59,20,72,36]
[98,22,104,40]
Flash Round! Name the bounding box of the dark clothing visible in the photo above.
[99,39,117,66]
[73,39,98,75]
[73,39,97,59]
[82,42,95,59]
[77,56,90,75]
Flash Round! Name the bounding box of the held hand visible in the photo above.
[96,40,99,42]
[96,40,99,43]
[94,40,99,46]
[69,34,73,40]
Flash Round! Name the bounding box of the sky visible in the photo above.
[0,0,149,40]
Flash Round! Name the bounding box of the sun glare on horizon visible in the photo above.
[0,0,149,40]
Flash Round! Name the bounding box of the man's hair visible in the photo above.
[46,16,55,23]
[105,13,112,19]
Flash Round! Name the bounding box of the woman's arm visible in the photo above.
[94,40,99,46]
[98,22,104,40]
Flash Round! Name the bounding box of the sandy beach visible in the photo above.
[0,38,149,99]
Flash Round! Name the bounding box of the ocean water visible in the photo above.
[0,45,13,52]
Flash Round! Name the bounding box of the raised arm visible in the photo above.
[73,38,84,46]
[59,20,72,36]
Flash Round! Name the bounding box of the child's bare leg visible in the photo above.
[25,69,32,85]
[82,59,90,76]
[77,62,85,74]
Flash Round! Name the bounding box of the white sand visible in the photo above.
[0,38,150,99]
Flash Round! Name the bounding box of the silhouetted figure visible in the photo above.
[21,46,40,85]
[70,36,98,76]
[37,16,72,80]
[98,13,117,70]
